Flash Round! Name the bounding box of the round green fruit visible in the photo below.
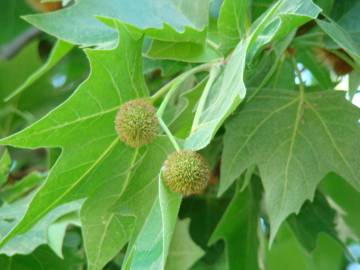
[162,150,210,196]
[115,99,158,148]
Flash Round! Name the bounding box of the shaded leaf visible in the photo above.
[5,40,74,101]
[0,150,11,186]
[317,19,360,64]
[48,212,81,258]
[0,191,82,256]
[266,224,345,270]
[0,172,44,203]
[321,173,360,239]
[333,1,360,46]
[209,178,262,270]
[170,79,208,138]
[0,1,33,48]
[0,245,83,270]
[166,218,205,270]
[288,191,354,252]
[221,89,360,241]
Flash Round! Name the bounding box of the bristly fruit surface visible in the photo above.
[162,150,211,196]
[115,99,158,148]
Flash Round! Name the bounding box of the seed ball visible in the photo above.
[115,99,158,148]
[162,150,211,196]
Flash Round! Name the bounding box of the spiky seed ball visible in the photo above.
[115,99,158,148]
[162,150,210,196]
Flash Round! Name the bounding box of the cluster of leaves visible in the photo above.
[0,0,360,269]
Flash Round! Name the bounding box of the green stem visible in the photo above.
[153,63,215,153]
[291,57,305,95]
[157,80,182,118]
[206,39,221,51]
[158,117,180,151]
[191,64,221,130]
[150,62,214,103]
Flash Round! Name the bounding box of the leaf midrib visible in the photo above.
[279,90,304,216]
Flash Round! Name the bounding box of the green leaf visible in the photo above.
[185,0,321,151]
[317,19,360,64]
[266,224,345,270]
[295,48,335,90]
[0,172,44,203]
[288,191,353,252]
[81,137,174,270]
[5,40,74,102]
[217,0,250,52]
[0,245,83,270]
[170,79,208,138]
[24,0,209,46]
[0,41,42,136]
[321,173,360,239]
[0,39,86,138]
[247,0,321,62]
[0,191,82,256]
[146,41,222,63]
[332,1,360,45]
[349,71,360,97]
[191,252,228,270]
[221,89,360,241]
[0,21,148,249]
[179,184,231,269]
[124,178,182,270]
[0,150,11,186]
[209,178,262,270]
[0,0,32,47]
[166,218,205,270]
[184,57,243,151]
[314,0,334,15]
[47,212,81,258]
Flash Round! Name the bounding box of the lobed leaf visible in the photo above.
[185,0,321,151]
[209,179,262,270]
[24,0,209,46]
[0,21,148,252]
[221,89,360,241]
[166,218,205,270]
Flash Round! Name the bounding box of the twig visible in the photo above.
[0,27,42,60]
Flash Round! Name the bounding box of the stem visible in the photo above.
[150,62,214,103]
[158,117,180,151]
[291,57,305,94]
[157,80,182,118]
[191,64,221,130]
[0,28,41,60]
[153,63,215,153]
[206,39,220,51]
